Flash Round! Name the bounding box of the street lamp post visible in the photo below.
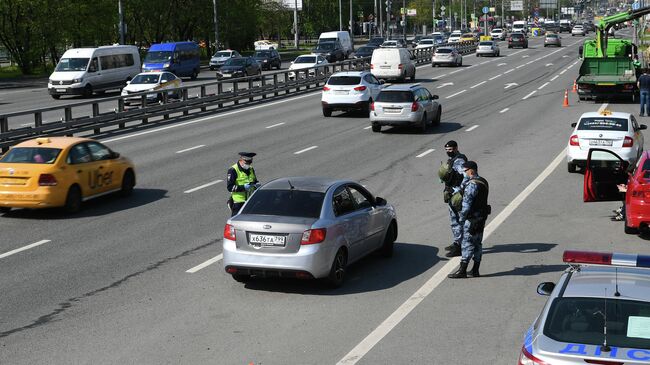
[350,0,353,37]
[118,0,125,44]
[212,0,219,50]
[339,0,343,31]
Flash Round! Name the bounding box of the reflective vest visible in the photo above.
[231,163,257,203]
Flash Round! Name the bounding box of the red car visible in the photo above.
[625,150,650,234]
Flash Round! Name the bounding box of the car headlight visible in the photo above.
[263,60,268,62]
[163,63,170,68]
[72,78,83,84]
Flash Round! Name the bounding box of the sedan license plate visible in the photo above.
[589,139,613,146]
[249,234,286,247]
[334,90,348,95]
[380,65,391,69]
[56,89,66,93]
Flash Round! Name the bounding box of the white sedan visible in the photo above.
[447,32,462,43]
[288,54,328,80]
[567,110,646,172]
[121,71,182,105]
[572,25,586,36]
[415,39,436,49]
[321,71,384,117]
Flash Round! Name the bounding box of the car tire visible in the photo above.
[120,169,136,197]
[625,217,639,234]
[51,94,61,100]
[419,113,427,133]
[410,71,416,81]
[508,45,512,48]
[232,273,252,283]
[435,107,442,126]
[365,99,373,117]
[325,248,347,288]
[432,63,437,67]
[322,107,332,117]
[459,59,462,66]
[83,84,93,98]
[64,185,82,214]
[0,207,11,214]
[379,223,397,258]
[209,66,215,71]
[567,162,577,173]
[371,124,381,132]
[191,70,198,80]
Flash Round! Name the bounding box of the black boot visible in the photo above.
[468,261,480,277]
[444,243,458,251]
[445,245,461,257]
[448,261,468,279]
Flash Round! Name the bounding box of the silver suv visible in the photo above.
[370,84,441,133]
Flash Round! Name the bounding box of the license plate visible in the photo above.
[56,89,66,93]
[0,178,26,185]
[249,234,286,247]
[221,74,232,78]
[334,90,348,95]
[589,139,613,146]
[380,65,391,69]
[384,108,401,113]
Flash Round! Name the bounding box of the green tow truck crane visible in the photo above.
[577,7,649,101]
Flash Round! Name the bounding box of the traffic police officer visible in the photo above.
[448,161,490,279]
[226,152,259,216]
[442,141,468,258]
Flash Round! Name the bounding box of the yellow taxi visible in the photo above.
[0,137,135,213]
[460,33,477,42]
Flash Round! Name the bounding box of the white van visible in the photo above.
[318,31,353,58]
[370,48,416,82]
[512,21,527,33]
[48,45,141,99]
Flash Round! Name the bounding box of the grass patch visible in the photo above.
[0,64,53,79]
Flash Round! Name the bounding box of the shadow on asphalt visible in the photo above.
[483,242,557,254]
[480,264,566,277]
[381,121,463,135]
[241,242,439,294]
[0,188,168,219]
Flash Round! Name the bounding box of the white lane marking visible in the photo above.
[470,81,487,89]
[437,82,454,89]
[363,126,372,130]
[499,108,509,113]
[415,148,435,158]
[522,55,530,58]
[184,180,223,194]
[336,148,567,365]
[563,55,569,58]
[504,69,515,74]
[497,63,507,66]
[522,90,537,100]
[437,74,448,78]
[446,89,467,98]
[479,61,490,65]
[489,74,502,80]
[465,125,479,132]
[0,240,51,260]
[103,92,320,143]
[516,65,525,69]
[560,69,567,75]
[509,50,525,56]
[176,145,205,154]
[294,145,318,154]
[550,75,559,81]
[266,122,285,129]
[525,61,534,65]
[186,254,223,273]
[598,103,609,113]
[545,63,553,67]
[449,69,462,74]
[538,82,550,90]
[504,83,518,89]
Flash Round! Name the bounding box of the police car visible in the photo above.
[519,250,650,364]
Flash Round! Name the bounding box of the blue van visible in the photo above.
[143,42,200,79]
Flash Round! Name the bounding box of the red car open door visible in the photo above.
[584,148,628,202]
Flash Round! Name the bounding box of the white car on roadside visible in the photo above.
[321,71,385,117]
[567,109,646,172]
[490,28,506,40]
[121,71,182,104]
[572,24,586,36]
[448,31,462,43]
[415,39,436,49]
[288,54,328,80]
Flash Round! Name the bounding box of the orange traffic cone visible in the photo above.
[563,89,569,107]
[572,80,577,93]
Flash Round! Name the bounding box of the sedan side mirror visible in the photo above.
[431,95,439,100]
[571,122,577,128]
[375,197,387,206]
[537,282,555,296]
[379,79,385,84]
[111,151,121,159]
[641,124,648,130]
[126,81,131,84]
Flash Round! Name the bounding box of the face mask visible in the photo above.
[463,171,470,178]
[446,151,456,158]
[241,163,250,169]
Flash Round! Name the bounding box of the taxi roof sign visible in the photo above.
[599,108,613,116]
[35,138,51,145]
[563,250,650,268]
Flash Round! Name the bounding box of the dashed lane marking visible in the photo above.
[294,146,318,154]
[176,145,206,154]
[186,254,223,273]
[522,90,537,100]
[446,90,467,98]
[415,149,435,158]
[465,125,479,132]
[550,75,559,81]
[499,108,509,113]
[0,240,51,260]
[184,180,223,194]
[470,81,487,89]
[489,74,502,80]
[265,122,285,129]
[538,82,549,90]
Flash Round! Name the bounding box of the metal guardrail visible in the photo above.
[0,42,476,151]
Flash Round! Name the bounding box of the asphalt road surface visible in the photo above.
[2,32,649,365]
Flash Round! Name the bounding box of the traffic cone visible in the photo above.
[563,89,569,107]
[572,80,577,93]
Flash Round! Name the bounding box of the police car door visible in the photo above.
[584,148,628,202]
[85,141,117,194]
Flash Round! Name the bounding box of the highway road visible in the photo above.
[2,32,649,364]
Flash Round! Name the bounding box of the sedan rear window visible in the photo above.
[295,57,316,64]
[578,117,628,131]
[436,48,453,54]
[327,76,361,85]
[0,147,62,164]
[479,42,494,46]
[241,190,325,218]
[376,91,414,103]
[544,297,650,350]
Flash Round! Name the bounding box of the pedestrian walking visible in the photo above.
[448,161,491,279]
[438,140,468,258]
[638,69,650,117]
[226,152,259,217]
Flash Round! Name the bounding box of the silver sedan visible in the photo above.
[222,177,398,287]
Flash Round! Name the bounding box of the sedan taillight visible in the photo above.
[301,228,326,245]
[411,102,419,112]
[223,224,236,241]
[323,86,331,91]
[517,346,549,365]
[38,174,57,186]
[370,102,375,111]
[623,136,634,147]
[354,85,367,91]
[569,135,579,146]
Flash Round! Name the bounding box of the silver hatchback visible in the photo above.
[223,177,398,287]
[370,84,442,133]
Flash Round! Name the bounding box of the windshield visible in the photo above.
[419,40,434,44]
[368,38,384,46]
[479,42,494,46]
[357,47,374,53]
[224,58,246,66]
[130,74,160,84]
[241,190,324,218]
[254,51,271,57]
[461,33,474,38]
[544,297,650,350]
[144,51,172,63]
[512,34,524,38]
[214,51,231,58]
[578,117,628,132]
[492,29,503,32]
[547,34,559,39]
[327,76,361,85]
[316,43,335,51]
[376,91,414,103]
[55,58,89,72]
[0,147,61,164]
[295,56,316,64]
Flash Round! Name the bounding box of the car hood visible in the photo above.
[220,66,246,72]
[289,63,317,70]
[211,57,230,63]
[123,84,157,92]
[49,71,85,82]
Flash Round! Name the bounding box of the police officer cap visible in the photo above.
[444,140,458,148]
[238,152,256,161]
[462,160,478,171]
